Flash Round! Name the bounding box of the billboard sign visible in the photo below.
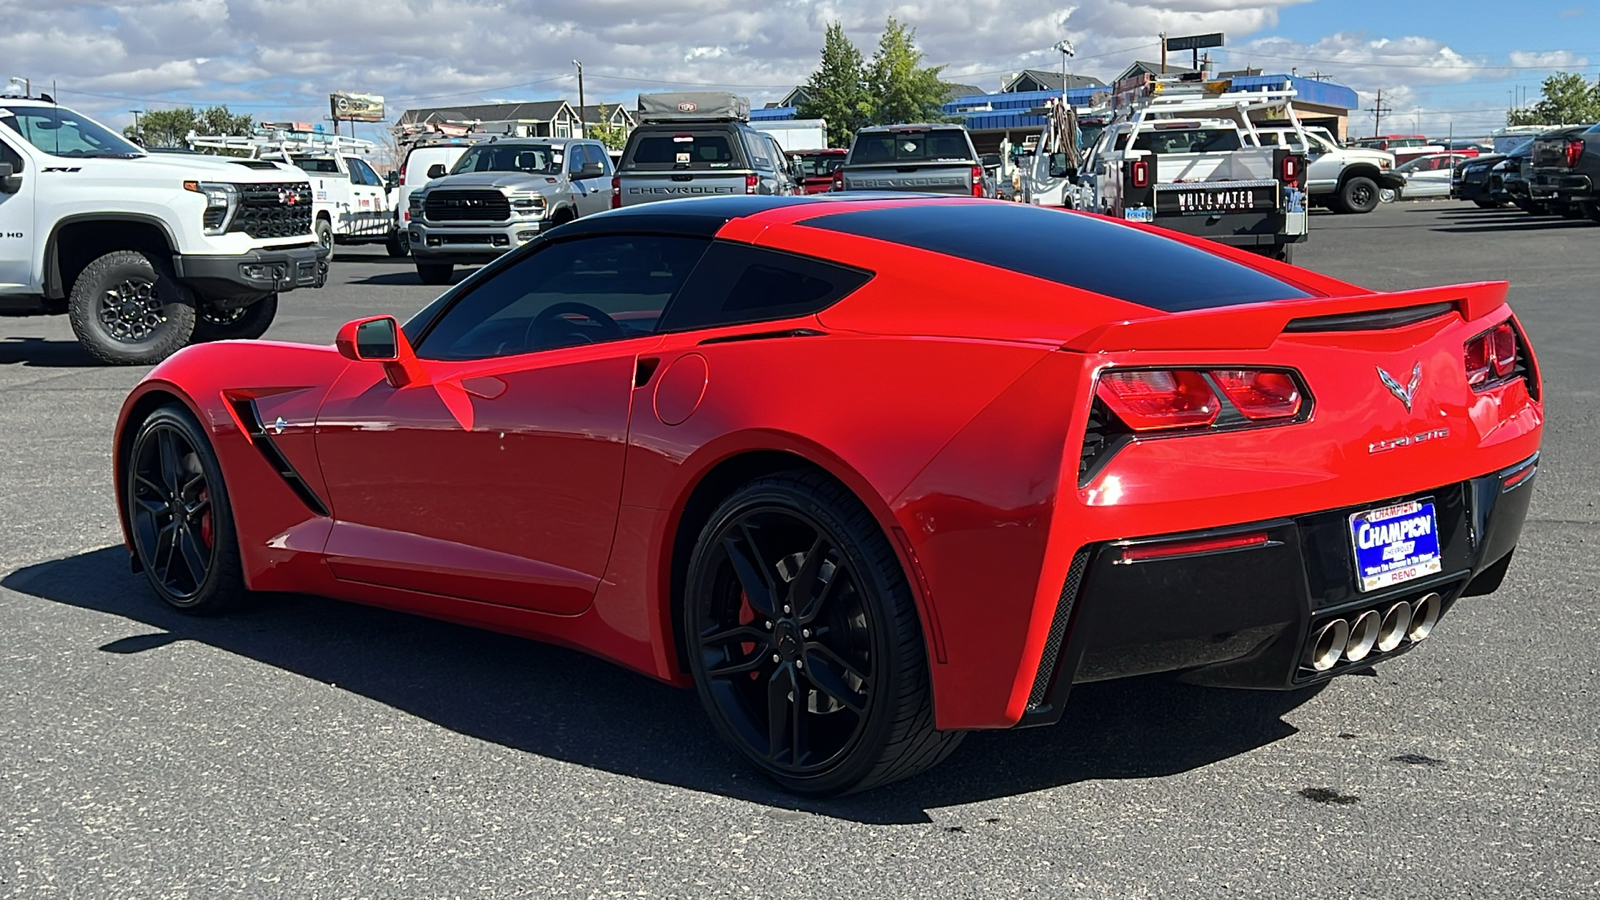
[330,92,385,122]
[1165,33,1224,52]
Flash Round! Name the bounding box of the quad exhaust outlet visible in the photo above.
[1302,593,1443,672]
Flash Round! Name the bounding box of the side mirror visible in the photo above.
[427,163,447,179]
[578,161,605,179]
[980,153,1001,169]
[0,162,19,194]
[336,315,422,387]
[1047,153,1077,183]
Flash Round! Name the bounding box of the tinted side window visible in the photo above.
[747,133,773,170]
[0,138,23,173]
[659,242,872,332]
[416,235,710,360]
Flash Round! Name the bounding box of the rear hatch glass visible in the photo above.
[624,129,746,171]
[1131,128,1242,154]
[850,130,971,164]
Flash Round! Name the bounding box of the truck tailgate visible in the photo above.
[617,172,752,206]
[840,164,974,195]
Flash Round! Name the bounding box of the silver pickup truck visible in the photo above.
[835,124,992,197]
[405,137,613,284]
[613,92,796,207]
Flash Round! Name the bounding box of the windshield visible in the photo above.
[850,131,971,164]
[795,155,845,178]
[290,155,341,174]
[1131,128,1242,154]
[0,104,143,158]
[450,144,561,175]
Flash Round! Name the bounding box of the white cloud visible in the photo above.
[0,0,1586,141]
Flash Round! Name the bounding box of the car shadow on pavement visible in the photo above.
[351,271,473,287]
[4,546,1318,825]
[1432,218,1596,234]
[0,337,103,367]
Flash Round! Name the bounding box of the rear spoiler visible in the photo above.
[1062,282,1509,353]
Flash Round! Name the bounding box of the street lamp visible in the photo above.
[129,109,145,146]
[573,59,585,138]
[1053,40,1075,102]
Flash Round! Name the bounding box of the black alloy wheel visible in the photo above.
[194,294,278,341]
[126,406,248,613]
[315,218,334,254]
[1337,175,1380,214]
[685,472,961,795]
[67,250,196,364]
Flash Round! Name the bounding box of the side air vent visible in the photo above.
[1026,549,1091,712]
[1078,399,1132,487]
[1283,301,1457,333]
[230,398,330,517]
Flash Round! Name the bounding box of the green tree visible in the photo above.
[586,104,629,151]
[865,17,948,126]
[1507,72,1600,126]
[125,104,253,148]
[797,21,873,148]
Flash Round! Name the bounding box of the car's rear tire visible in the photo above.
[67,250,197,365]
[684,470,963,795]
[385,230,410,258]
[125,404,249,615]
[194,294,277,342]
[416,262,454,285]
[1334,176,1381,214]
[1555,202,1583,219]
[1514,199,1547,215]
[1474,198,1504,209]
[315,217,334,255]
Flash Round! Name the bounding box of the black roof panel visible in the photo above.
[800,203,1312,312]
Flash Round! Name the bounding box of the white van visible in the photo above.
[395,141,478,252]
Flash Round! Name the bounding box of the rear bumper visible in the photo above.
[173,245,327,300]
[1152,211,1307,247]
[1529,171,1594,201]
[1018,454,1539,727]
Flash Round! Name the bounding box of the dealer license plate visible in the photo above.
[1157,185,1278,216]
[1349,499,1442,592]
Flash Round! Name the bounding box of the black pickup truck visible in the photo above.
[1529,122,1600,221]
[834,124,994,197]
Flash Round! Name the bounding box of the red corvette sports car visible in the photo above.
[114,196,1542,794]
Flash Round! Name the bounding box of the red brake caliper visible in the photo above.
[198,488,213,548]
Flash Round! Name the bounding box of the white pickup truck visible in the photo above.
[1070,85,1309,261]
[1,95,326,363]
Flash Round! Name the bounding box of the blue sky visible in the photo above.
[1,0,1593,143]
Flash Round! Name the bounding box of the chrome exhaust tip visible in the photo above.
[1376,601,1412,653]
[1306,618,1350,671]
[1408,592,1442,642]
[1344,610,1381,663]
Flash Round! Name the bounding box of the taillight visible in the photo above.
[1131,159,1150,189]
[610,175,621,209]
[1211,370,1302,420]
[971,165,984,197]
[1096,370,1218,430]
[832,170,844,192]
[745,173,758,195]
[1565,138,1585,168]
[398,168,406,185]
[1281,155,1299,187]
[1464,320,1520,388]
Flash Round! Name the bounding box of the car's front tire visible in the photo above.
[193,294,277,342]
[684,471,962,795]
[125,404,249,614]
[1335,176,1381,213]
[67,250,197,365]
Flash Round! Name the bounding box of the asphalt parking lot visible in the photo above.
[2,201,1596,899]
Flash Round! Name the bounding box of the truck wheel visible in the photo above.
[385,231,410,258]
[1581,201,1600,223]
[315,218,334,255]
[415,262,454,285]
[1335,176,1381,214]
[1474,198,1505,209]
[1555,202,1583,219]
[67,250,197,365]
[1515,199,1547,215]
[194,294,278,342]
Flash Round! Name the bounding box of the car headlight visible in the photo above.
[509,194,547,217]
[184,180,240,236]
[409,193,424,209]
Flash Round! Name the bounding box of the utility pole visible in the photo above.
[573,59,586,138]
[1367,89,1390,138]
[129,109,143,145]
[1160,32,1168,74]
